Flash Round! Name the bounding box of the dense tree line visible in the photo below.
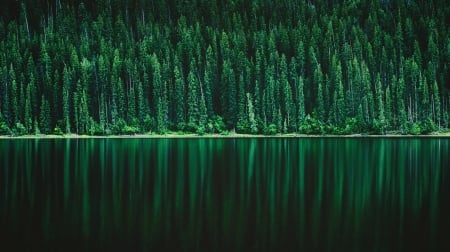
[0,0,449,135]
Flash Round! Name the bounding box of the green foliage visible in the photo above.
[13,123,27,136]
[299,115,324,135]
[342,117,360,135]
[111,118,127,135]
[263,124,278,136]
[0,1,449,136]
[122,125,140,135]
[39,95,52,134]
[409,123,421,135]
[183,122,198,133]
[207,116,227,134]
[0,115,11,135]
[87,119,105,136]
[53,126,64,136]
[420,118,437,134]
[142,115,154,133]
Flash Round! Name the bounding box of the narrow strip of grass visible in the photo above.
[1,131,450,139]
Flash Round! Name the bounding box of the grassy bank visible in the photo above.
[2,131,450,139]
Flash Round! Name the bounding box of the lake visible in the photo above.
[1,138,449,251]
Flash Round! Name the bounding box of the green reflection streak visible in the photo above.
[40,140,53,240]
[398,140,406,250]
[188,140,198,245]
[327,140,344,250]
[11,141,19,220]
[174,139,185,236]
[99,139,106,242]
[25,141,34,212]
[81,140,90,239]
[247,140,255,203]
[282,139,291,236]
[126,140,137,240]
[373,139,385,248]
[1,142,8,219]
[111,139,121,237]
[298,139,306,249]
[236,140,246,251]
[430,139,441,251]
[312,140,324,250]
[267,139,279,248]
[64,140,71,210]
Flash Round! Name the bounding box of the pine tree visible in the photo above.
[236,73,248,133]
[10,66,19,126]
[221,59,236,128]
[1,66,10,126]
[432,80,440,128]
[187,66,200,127]
[173,58,185,128]
[204,46,215,117]
[297,76,306,130]
[280,55,294,131]
[25,84,33,133]
[137,80,148,127]
[127,84,136,124]
[385,86,392,129]
[419,74,430,122]
[63,66,71,133]
[315,66,325,122]
[397,76,408,133]
[39,95,51,134]
[247,93,258,133]
[375,74,386,133]
[152,54,167,132]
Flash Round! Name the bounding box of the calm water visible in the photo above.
[1,138,449,251]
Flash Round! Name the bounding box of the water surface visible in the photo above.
[1,138,449,251]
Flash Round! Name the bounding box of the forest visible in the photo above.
[0,0,449,135]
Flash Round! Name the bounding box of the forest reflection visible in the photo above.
[1,138,449,251]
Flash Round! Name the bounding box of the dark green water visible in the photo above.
[1,138,449,251]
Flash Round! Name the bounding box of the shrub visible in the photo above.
[122,125,140,135]
[408,123,421,135]
[142,115,154,133]
[0,121,11,135]
[53,126,64,135]
[299,115,324,134]
[184,122,198,133]
[209,116,226,134]
[111,118,126,134]
[236,121,250,134]
[420,118,436,134]
[196,126,206,135]
[342,117,360,134]
[13,122,27,136]
[263,124,278,135]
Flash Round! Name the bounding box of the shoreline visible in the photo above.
[1,132,450,139]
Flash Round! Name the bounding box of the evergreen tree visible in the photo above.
[25,84,33,133]
[221,59,236,128]
[236,73,248,133]
[39,95,51,134]
[432,81,441,128]
[297,76,306,130]
[152,54,168,132]
[62,66,71,133]
[375,74,386,133]
[173,58,185,128]
[187,66,200,127]
[315,65,325,122]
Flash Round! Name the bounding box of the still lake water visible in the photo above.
[1,138,449,251]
